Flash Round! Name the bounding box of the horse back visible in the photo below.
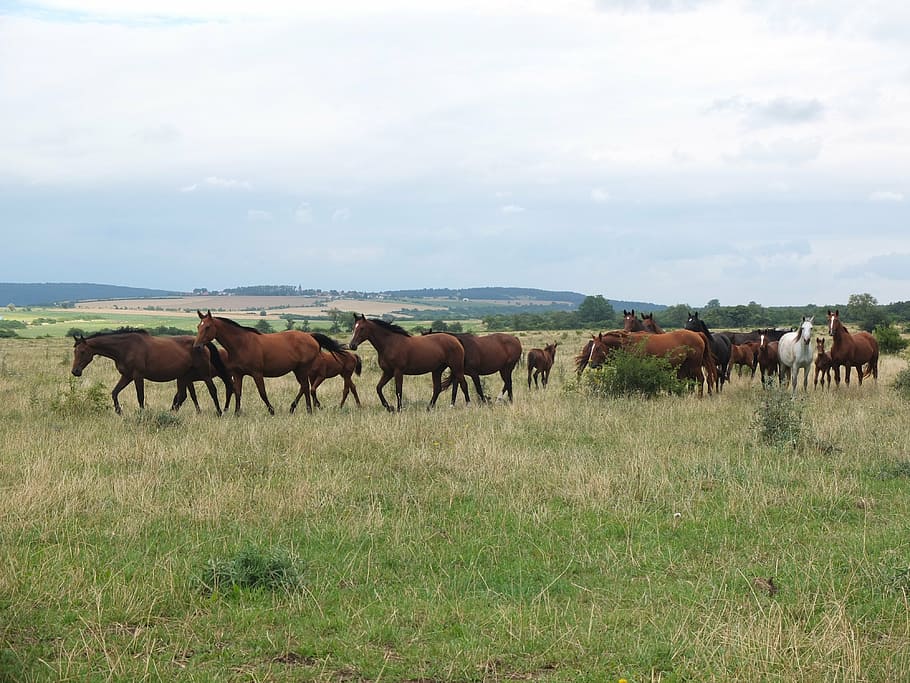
[139,335,198,381]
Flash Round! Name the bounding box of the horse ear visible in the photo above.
[197,310,204,319]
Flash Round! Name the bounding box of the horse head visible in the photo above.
[816,337,826,354]
[71,333,93,376]
[827,309,840,336]
[194,310,217,348]
[348,313,368,350]
[799,316,814,345]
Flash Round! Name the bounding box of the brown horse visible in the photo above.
[348,315,469,411]
[308,349,362,408]
[814,337,832,389]
[527,343,558,389]
[194,310,345,414]
[728,341,759,380]
[435,332,523,402]
[581,330,716,396]
[71,329,232,415]
[757,333,780,386]
[622,310,665,334]
[826,310,879,386]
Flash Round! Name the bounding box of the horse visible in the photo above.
[777,317,815,393]
[71,329,232,415]
[757,333,780,386]
[348,315,469,411]
[194,310,345,414]
[728,341,759,380]
[308,349,362,408]
[814,337,832,389]
[527,343,558,389]
[826,310,879,387]
[434,332,523,402]
[685,312,731,392]
[641,313,664,334]
[582,330,716,396]
[622,310,664,334]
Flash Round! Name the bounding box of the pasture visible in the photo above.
[2,331,910,681]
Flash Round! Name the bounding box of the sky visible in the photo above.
[1,0,909,307]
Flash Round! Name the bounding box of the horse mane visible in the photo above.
[215,316,262,334]
[368,318,411,337]
[85,327,149,339]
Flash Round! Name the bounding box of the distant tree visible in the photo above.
[659,304,691,329]
[430,319,450,332]
[254,319,273,333]
[705,298,721,309]
[847,293,887,332]
[577,295,614,325]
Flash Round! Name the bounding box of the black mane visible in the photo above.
[215,316,262,334]
[85,327,149,339]
[368,318,411,337]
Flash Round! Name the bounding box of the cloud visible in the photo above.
[708,96,825,128]
[332,208,351,223]
[132,123,181,144]
[747,240,812,258]
[869,190,904,202]
[204,176,251,190]
[247,209,272,222]
[595,0,707,12]
[500,204,526,214]
[590,188,611,203]
[839,253,910,280]
[179,183,197,193]
[294,202,313,223]
[724,137,822,166]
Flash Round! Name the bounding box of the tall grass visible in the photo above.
[1,334,909,681]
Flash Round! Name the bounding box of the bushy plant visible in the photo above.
[874,323,909,354]
[582,347,685,398]
[196,543,304,595]
[891,366,910,401]
[50,376,109,416]
[753,387,804,449]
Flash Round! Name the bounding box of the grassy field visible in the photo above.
[2,330,910,681]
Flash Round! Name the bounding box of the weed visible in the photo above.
[581,348,685,399]
[890,366,910,401]
[49,376,109,416]
[195,543,304,595]
[753,387,804,449]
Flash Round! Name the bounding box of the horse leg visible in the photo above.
[186,381,202,413]
[469,373,485,403]
[171,381,188,411]
[232,374,244,414]
[428,369,444,410]
[309,376,324,410]
[527,364,533,390]
[202,378,222,416]
[110,374,133,414]
[289,369,312,414]
[347,376,362,408]
[376,370,394,412]
[251,374,275,415]
[844,364,852,386]
[500,367,513,402]
[134,377,145,411]
[394,371,405,412]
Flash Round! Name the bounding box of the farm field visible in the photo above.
[2,331,910,681]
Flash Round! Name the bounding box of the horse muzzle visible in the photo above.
[71,368,82,377]
[349,342,358,351]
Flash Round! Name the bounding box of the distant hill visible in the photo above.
[0,283,183,306]
[382,287,665,311]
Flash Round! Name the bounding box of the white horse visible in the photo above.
[777,317,815,393]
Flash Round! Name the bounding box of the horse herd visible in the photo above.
[68,308,880,415]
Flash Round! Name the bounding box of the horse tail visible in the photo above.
[698,332,718,388]
[575,340,592,375]
[440,371,453,391]
[311,331,345,354]
[206,342,231,383]
[354,354,362,376]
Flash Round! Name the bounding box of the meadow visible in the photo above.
[2,330,910,682]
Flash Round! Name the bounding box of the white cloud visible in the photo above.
[869,190,904,202]
[204,176,252,190]
[332,208,351,223]
[247,209,272,222]
[500,204,525,214]
[295,203,313,223]
[590,188,611,203]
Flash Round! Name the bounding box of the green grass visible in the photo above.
[1,333,910,681]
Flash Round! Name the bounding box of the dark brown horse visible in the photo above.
[757,333,780,386]
[348,315,469,411]
[814,337,832,389]
[580,330,716,396]
[308,349,362,408]
[826,310,879,386]
[527,343,558,389]
[71,329,232,415]
[194,310,345,414]
[435,332,523,402]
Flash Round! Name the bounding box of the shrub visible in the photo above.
[753,387,804,450]
[195,543,304,595]
[874,323,909,354]
[891,366,910,401]
[581,347,685,399]
[50,377,109,416]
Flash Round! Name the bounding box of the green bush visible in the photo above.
[753,388,804,450]
[891,366,910,401]
[581,346,685,399]
[196,543,304,596]
[50,377,109,416]
[874,323,909,354]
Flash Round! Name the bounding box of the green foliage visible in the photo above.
[890,366,910,401]
[65,327,86,338]
[874,323,908,354]
[0,319,27,330]
[581,347,685,398]
[0,328,18,339]
[577,294,615,325]
[148,325,196,336]
[753,388,804,449]
[50,376,109,416]
[136,410,182,431]
[195,543,304,595]
[254,319,273,334]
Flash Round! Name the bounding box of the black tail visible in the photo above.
[354,355,362,376]
[206,342,234,406]
[311,332,345,354]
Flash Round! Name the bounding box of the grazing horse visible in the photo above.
[527,343,558,389]
[757,334,780,386]
[826,310,879,387]
[728,342,759,380]
[581,330,716,396]
[814,337,833,389]
[685,312,731,392]
[777,317,815,393]
[348,315,469,411]
[71,329,232,415]
[194,310,345,415]
[308,349,362,408]
[436,332,523,402]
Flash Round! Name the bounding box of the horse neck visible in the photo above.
[210,319,252,352]
[85,334,133,362]
[359,322,397,353]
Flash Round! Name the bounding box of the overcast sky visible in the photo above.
[2,1,909,306]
